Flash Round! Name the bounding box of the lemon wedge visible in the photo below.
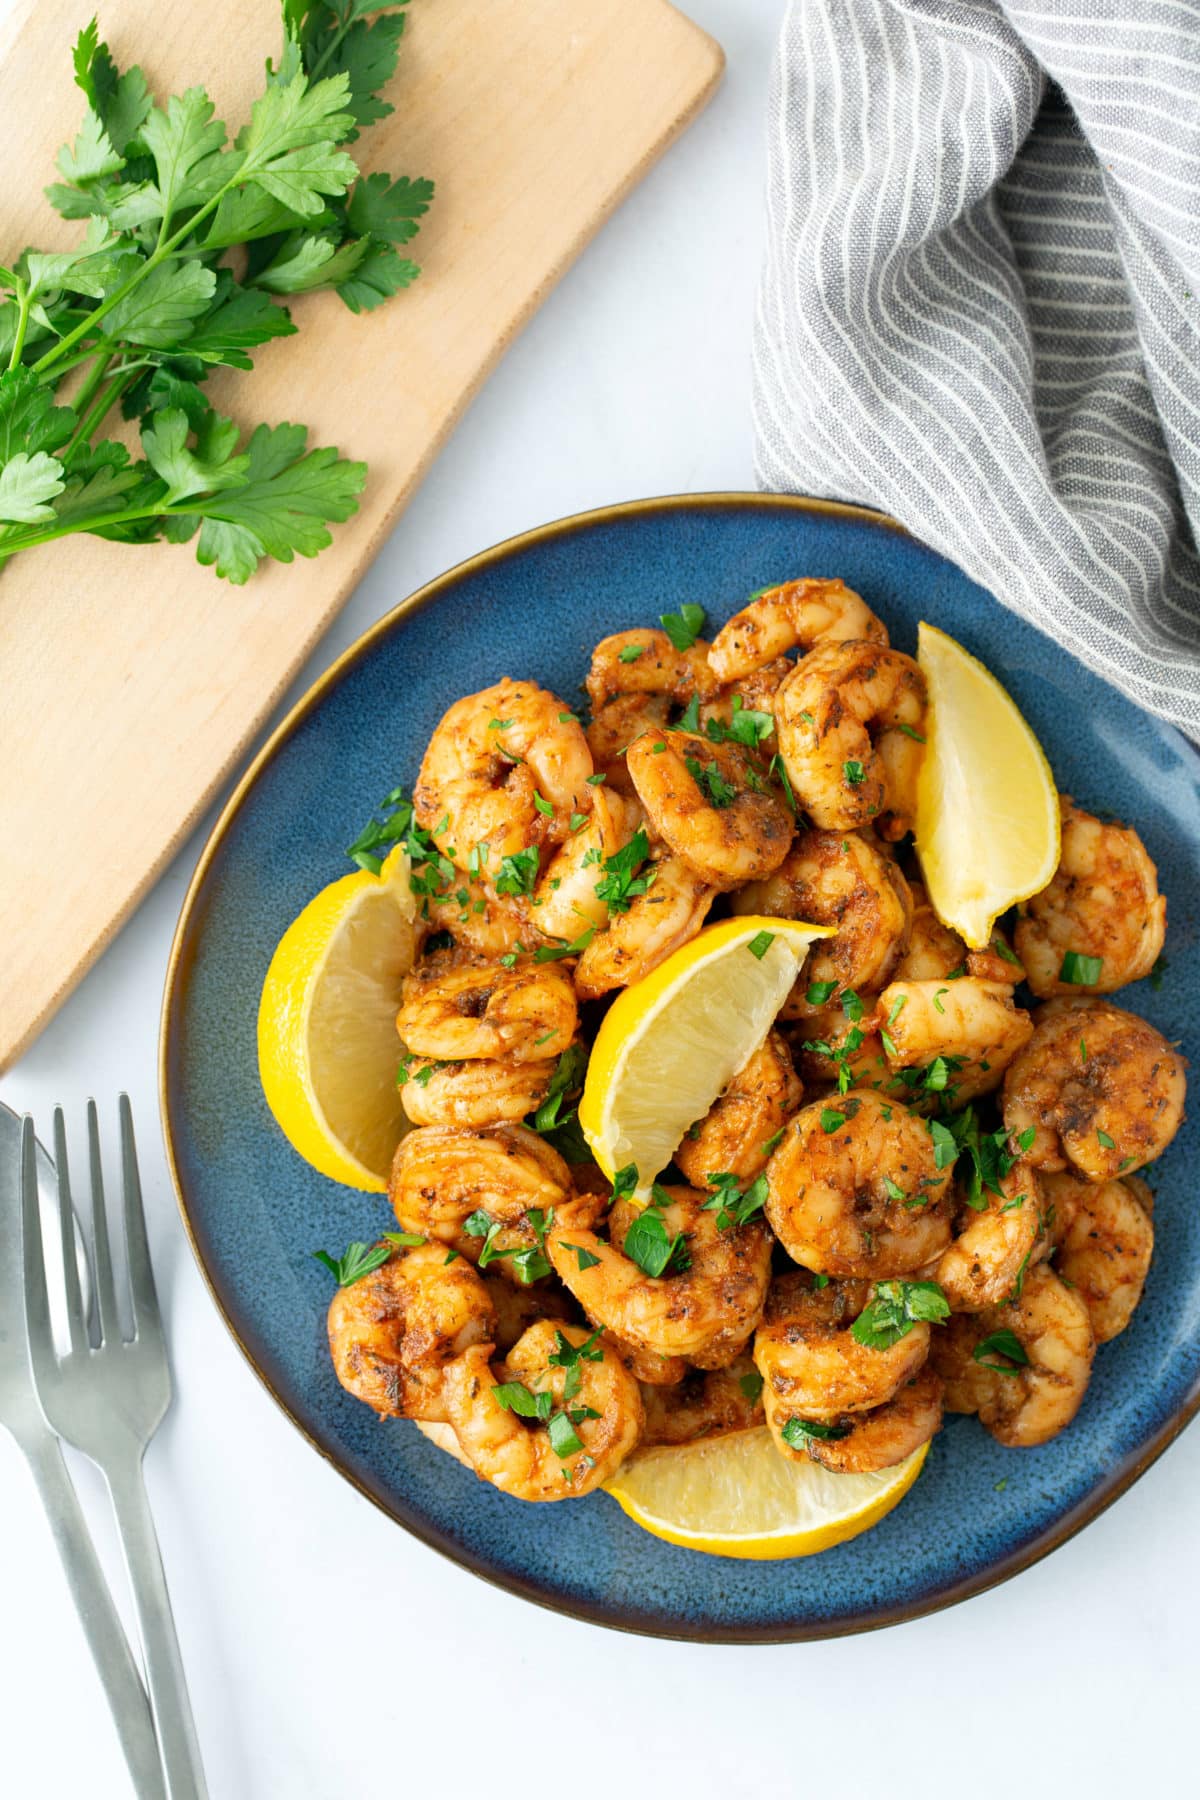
[257,844,419,1191]
[915,621,1059,950]
[578,916,829,1194]
[606,1428,928,1559]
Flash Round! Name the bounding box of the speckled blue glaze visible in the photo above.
[162,496,1200,1641]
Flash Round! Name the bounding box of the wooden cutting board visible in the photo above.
[0,0,721,1071]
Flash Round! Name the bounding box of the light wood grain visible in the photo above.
[0,0,721,1070]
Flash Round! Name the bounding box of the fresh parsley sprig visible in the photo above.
[850,1279,950,1350]
[0,6,432,583]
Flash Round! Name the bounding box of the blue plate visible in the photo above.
[161,495,1200,1641]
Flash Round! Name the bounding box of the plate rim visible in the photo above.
[158,490,1200,1644]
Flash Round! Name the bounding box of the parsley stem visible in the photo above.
[63,352,115,453]
[70,366,139,454]
[7,288,32,372]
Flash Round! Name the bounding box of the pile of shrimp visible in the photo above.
[322,578,1184,1504]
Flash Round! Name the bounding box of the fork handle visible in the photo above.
[20,1431,167,1800]
[103,1451,208,1800]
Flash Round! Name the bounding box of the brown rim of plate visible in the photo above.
[158,490,1200,1644]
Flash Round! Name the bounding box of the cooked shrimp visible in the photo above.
[708,578,888,683]
[876,977,1034,1102]
[587,628,718,713]
[735,828,912,1012]
[443,1320,644,1499]
[765,1365,944,1474]
[608,1335,690,1387]
[935,1165,1043,1312]
[586,694,671,795]
[398,1056,553,1128]
[327,1246,495,1421]
[625,728,793,890]
[420,881,531,959]
[753,1270,931,1417]
[1040,1171,1154,1342]
[534,788,641,940]
[1015,798,1167,997]
[546,1189,773,1369]
[933,1264,1095,1447]
[390,1124,571,1255]
[484,1269,583,1352]
[764,1091,953,1278]
[790,1005,888,1094]
[414,678,593,868]
[675,1030,803,1188]
[697,658,791,749]
[640,1355,765,1446]
[1002,998,1186,1180]
[894,881,1024,985]
[775,641,927,839]
[574,853,714,999]
[397,953,576,1064]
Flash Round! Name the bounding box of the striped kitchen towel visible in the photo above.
[753,0,1200,735]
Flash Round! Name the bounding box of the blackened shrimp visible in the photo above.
[390,1124,571,1256]
[414,678,594,866]
[573,852,715,999]
[626,728,793,890]
[933,1265,1095,1447]
[775,641,927,839]
[764,1091,953,1278]
[1015,798,1166,997]
[1002,998,1185,1181]
[675,1030,803,1189]
[397,1056,554,1129]
[764,1365,944,1474]
[735,828,912,1012]
[546,1189,773,1369]
[396,953,576,1064]
[1039,1171,1154,1342]
[753,1270,931,1418]
[327,1246,496,1421]
[640,1355,765,1446]
[443,1321,644,1499]
[708,578,888,683]
[935,1165,1043,1312]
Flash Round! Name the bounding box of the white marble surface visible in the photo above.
[2,4,1196,1795]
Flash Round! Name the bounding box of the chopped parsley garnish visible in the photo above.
[972,1328,1029,1375]
[702,1172,769,1230]
[312,1241,390,1287]
[566,1243,601,1271]
[782,1417,850,1446]
[1059,950,1103,985]
[491,1380,551,1420]
[705,694,774,747]
[1008,1248,1033,1303]
[529,1043,590,1161]
[533,793,555,818]
[1096,1129,1116,1150]
[623,1185,691,1277]
[761,1126,786,1157]
[807,979,837,1006]
[932,987,949,1014]
[850,1280,949,1350]
[558,711,579,725]
[896,722,926,742]
[843,759,866,786]
[594,828,655,913]
[659,602,706,650]
[883,1176,907,1203]
[618,644,645,664]
[464,1207,553,1283]
[842,988,865,1023]
[677,693,702,734]
[383,1230,427,1249]
[346,782,442,879]
[533,924,596,963]
[685,755,736,809]
[991,935,1021,967]
[1150,953,1167,991]
[739,1370,765,1404]
[820,1105,849,1134]
[927,1117,959,1170]
[747,929,775,960]
[495,845,540,897]
[611,1164,640,1203]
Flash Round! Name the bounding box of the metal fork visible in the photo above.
[22,1097,208,1800]
[1,1105,165,1799]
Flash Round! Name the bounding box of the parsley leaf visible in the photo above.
[659,602,706,650]
[702,1171,768,1230]
[1059,950,1103,985]
[623,1186,690,1278]
[312,1239,390,1286]
[782,1417,850,1446]
[850,1280,950,1350]
[972,1328,1029,1375]
[685,755,736,808]
[594,828,654,914]
[495,845,540,897]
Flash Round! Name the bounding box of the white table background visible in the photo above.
[3,4,1196,1795]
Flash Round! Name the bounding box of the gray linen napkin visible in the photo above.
[753,0,1200,735]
